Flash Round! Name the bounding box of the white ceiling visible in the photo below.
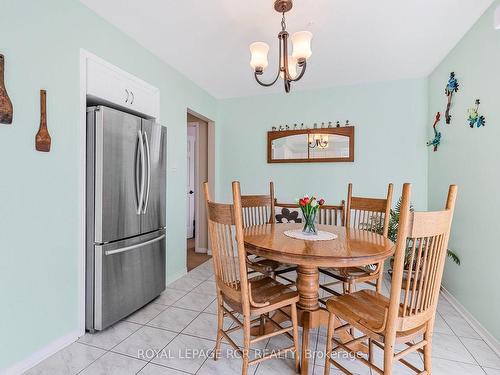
[80,0,493,98]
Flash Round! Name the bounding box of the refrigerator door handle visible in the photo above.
[104,234,165,256]
[142,131,152,214]
[137,130,146,215]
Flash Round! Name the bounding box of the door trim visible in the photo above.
[186,131,196,239]
[187,110,215,254]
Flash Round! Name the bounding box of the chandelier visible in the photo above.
[249,0,313,93]
[308,134,329,149]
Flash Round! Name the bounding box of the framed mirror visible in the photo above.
[267,127,354,163]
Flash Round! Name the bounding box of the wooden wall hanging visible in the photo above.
[444,72,459,124]
[0,54,13,124]
[426,112,442,152]
[35,90,51,152]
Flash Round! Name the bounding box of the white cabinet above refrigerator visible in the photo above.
[84,52,160,119]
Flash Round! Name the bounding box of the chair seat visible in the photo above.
[327,289,388,332]
[321,265,378,283]
[326,290,425,342]
[248,256,282,272]
[248,275,298,305]
[248,255,295,274]
[224,275,299,315]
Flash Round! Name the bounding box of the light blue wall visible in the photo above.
[428,1,500,339]
[217,79,429,210]
[0,0,217,370]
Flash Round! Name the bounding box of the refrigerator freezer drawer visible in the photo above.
[93,230,166,331]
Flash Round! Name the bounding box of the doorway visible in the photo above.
[186,111,213,271]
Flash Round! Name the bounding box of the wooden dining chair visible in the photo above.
[317,202,346,227]
[319,183,393,296]
[322,183,457,375]
[241,182,296,283]
[204,182,300,375]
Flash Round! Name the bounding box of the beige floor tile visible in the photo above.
[173,290,215,311]
[123,302,168,325]
[182,312,232,341]
[431,332,475,364]
[431,356,486,375]
[79,352,147,375]
[460,337,500,368]
[147,306,199,332]
[24,342,105,375]
[484,367,500,375]
[150,333,215,373]
[154,289,188,306]
[138,363,190,374]
[198,345,257,375]
[78,321,141,350]
[112,326,177,360]
[167,275,203,292]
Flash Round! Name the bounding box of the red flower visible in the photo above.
[303,197,310,205]
[318,199,325,205]
[299,199,306,206]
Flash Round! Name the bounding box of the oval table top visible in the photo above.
[243,223,394,268]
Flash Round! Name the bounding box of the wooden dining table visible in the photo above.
[244,223,394,375]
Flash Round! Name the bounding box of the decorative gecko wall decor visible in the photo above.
[427,112,442,152]
[467,99,486,128]
[444,72,459,124]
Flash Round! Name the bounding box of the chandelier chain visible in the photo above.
[281,12,287,31]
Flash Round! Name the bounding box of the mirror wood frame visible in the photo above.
[267,127,355,163]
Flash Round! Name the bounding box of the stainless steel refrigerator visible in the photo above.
[86,106,166,332]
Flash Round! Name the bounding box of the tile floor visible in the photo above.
[25,261,500,375]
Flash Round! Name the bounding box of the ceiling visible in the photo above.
[80,0,493,99]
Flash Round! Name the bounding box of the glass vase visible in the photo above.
[302,209,318,235]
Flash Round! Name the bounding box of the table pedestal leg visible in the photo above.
[249,264,367,375]
[296,265,319,375]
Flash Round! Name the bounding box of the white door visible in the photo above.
[187,135,195,238]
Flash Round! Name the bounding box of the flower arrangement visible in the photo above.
[298,195,325,234]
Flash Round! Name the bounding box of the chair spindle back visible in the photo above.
[318,202,345,226]
[241,182,275,228]
[346,183,393,236]
[204,182,249,307]
[388,184,457,332]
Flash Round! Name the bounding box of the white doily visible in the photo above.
[284,229,338,241]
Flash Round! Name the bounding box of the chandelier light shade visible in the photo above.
[291,31,313,60]
[249,42,270,70]
[249,0,313,93]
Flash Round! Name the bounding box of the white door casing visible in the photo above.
[187,134,195,238]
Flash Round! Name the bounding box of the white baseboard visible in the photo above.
[167,268,187,285]
[194,247,208,254]
[440,286,500,357]
[2,329,80,375]
[5,267,188,375]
